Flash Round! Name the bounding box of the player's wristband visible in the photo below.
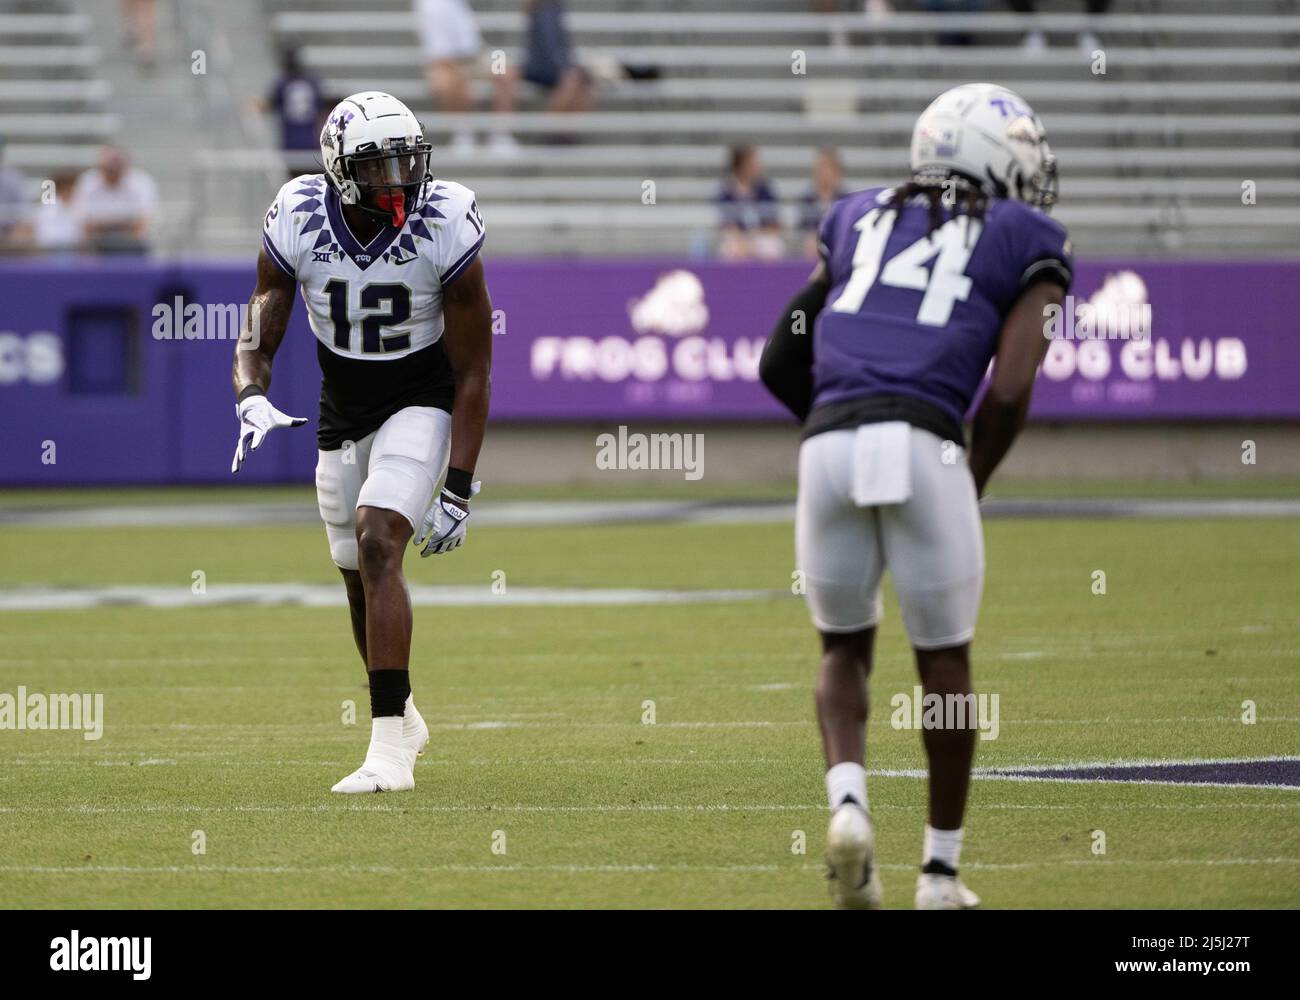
[444,467,473,500]
[237,385,267,404]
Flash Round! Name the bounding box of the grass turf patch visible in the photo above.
[0,514,1296,908]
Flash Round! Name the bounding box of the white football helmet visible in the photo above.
[319,91,432,228]
[909,83,1058,211]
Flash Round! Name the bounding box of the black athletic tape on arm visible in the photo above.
[1019,257,1072,294]
[758,279,829,422]
[444,467,473,499]
[237,384,267,404]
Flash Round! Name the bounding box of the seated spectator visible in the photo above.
[1013,0,1111,54]
[811,1,892,13]
[0,136,34,252]
[416,0,483,156]
[921,0,992,46]
[798,147,847,259]
[717,145,783,261]
[120,0,157,72]
[33,174,81,255]
[70,145,158,255]
[490,1,596,155]
[256,47,328,175]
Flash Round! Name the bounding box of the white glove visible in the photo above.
[415,480,482,556]
[230,392,307,473]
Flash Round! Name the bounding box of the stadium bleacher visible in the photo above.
[3,0,1298,257]
[0,6,114,173]
[265,0,1300,257]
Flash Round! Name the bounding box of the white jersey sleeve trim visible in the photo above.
[440,233,484,287]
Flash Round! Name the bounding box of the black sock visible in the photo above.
[368,669,410,718]
[922,859,958,877]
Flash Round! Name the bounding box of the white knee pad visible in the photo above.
[893,577,983,650]
[325,526,360,571]
[316,451,365,570]
[356,455,437,532]
[806,580,884,635]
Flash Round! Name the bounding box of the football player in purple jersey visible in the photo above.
[760,83,1072,909]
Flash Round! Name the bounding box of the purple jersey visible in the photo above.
[271,75,325,151]
[812,186,1072,428]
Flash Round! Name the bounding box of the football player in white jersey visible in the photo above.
[230,91,493,793]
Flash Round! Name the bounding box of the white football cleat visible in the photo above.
[826,803,883,909]
[330,760,415,794]
[403,696,429,756]
[915,872,981,909]
[331,717,417,793]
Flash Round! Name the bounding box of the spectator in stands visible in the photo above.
[1012,0,1110,55]
[254,48,329,175]
[70,145,158,255]
[491,1,596,153]
[33,174,82,255]
[120,0,158,72]
[717,145,783,261]
[415,0,484,155]
[812,2,893,14]
[798,148,846,259]
[0,137,34,253]
[921,0,993,46]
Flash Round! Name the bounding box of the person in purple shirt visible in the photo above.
[260,49,327,165]
[759,83,1071,910]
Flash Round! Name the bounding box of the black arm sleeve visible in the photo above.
[758,278,829,422]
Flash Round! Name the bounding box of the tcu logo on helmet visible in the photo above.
[318,92,433,224]
[320,112,350,152]
[910,83,1058,211]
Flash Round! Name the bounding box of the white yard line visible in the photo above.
[94,720,805,730]
[63,717,1295,735]
[4,496,1298,529]
[0,583,783,612]
[0,858,1295,877]
[0,863,783,875]
[0,803,826,815]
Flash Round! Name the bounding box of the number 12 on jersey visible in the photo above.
[830,209,982,327]
[324,279,413,354]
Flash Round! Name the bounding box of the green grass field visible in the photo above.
[0,487,1297,908]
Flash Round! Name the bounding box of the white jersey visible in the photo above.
[260,173,485,448]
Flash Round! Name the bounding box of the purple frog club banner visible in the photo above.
[1026,261,1298,420]
[0,258,1296,484]
[485,259,1300,422]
